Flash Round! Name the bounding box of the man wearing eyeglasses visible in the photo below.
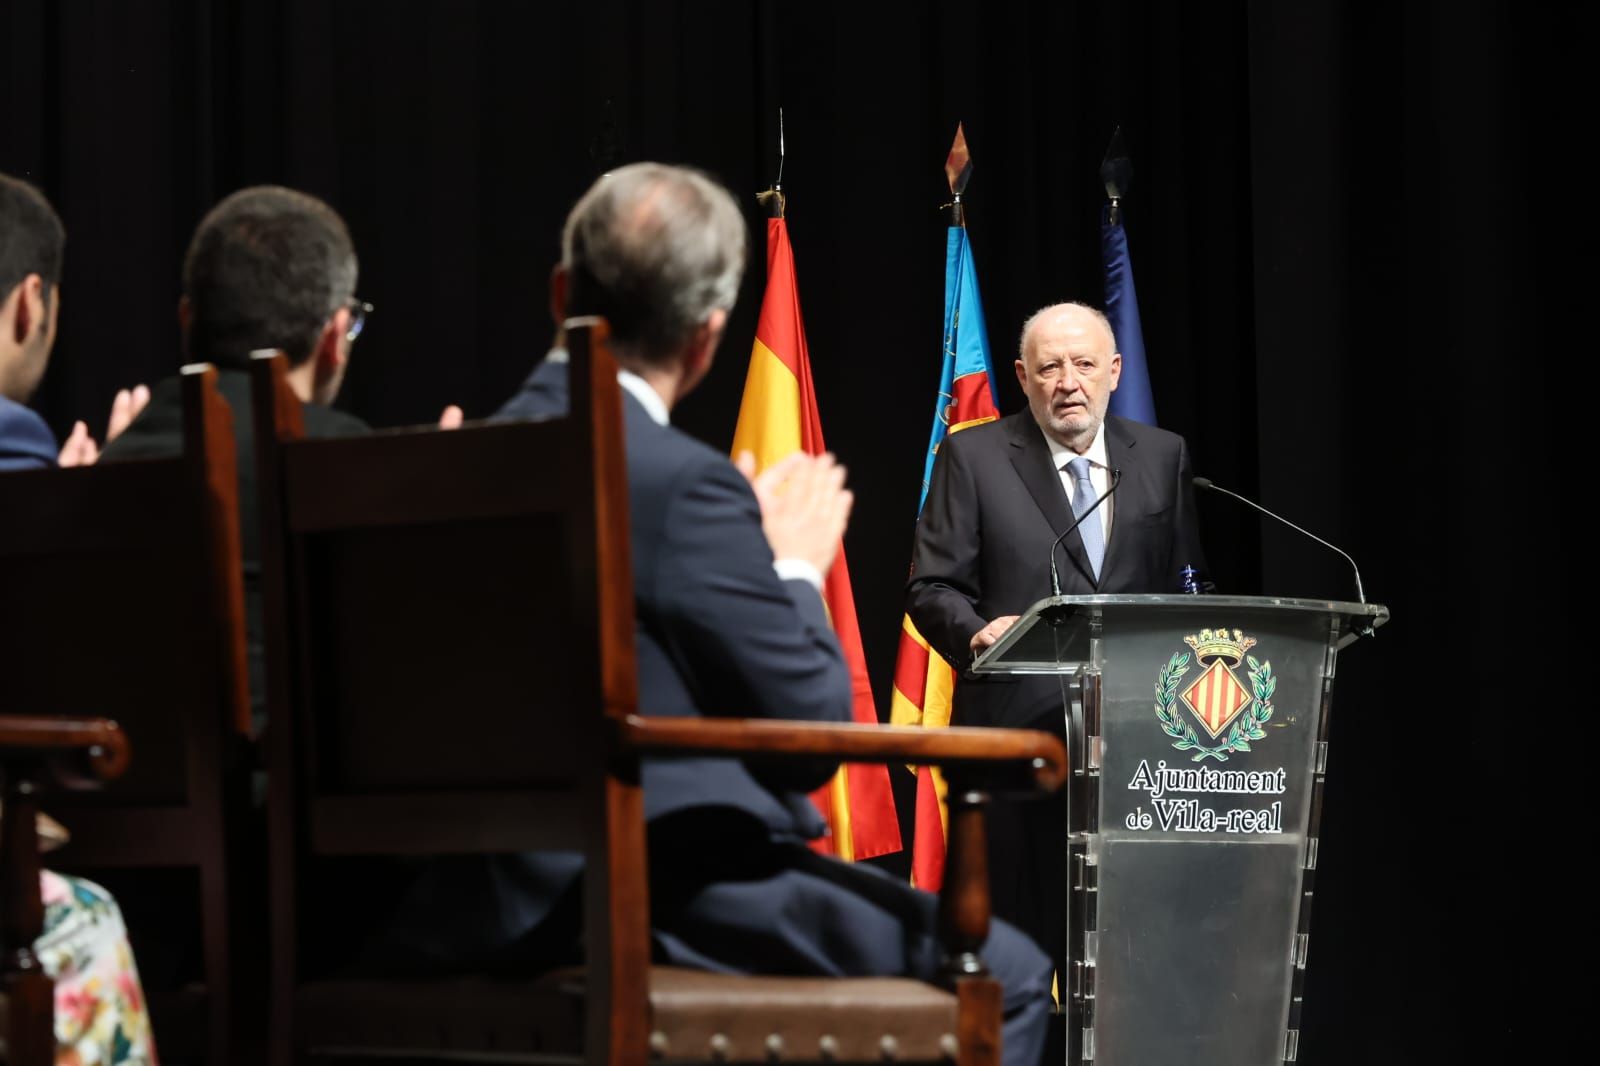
[103,185,381,731]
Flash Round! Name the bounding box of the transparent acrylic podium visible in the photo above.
[972,594,1388,1065]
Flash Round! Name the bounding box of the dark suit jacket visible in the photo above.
[907,410,1205,730]
[0,394,57,472]
[499,356,855,837]
[362,356,857,975]
[102,368,369,727]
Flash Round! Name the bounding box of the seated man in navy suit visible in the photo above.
[0,170,146,470]
[489,163,1052,1066]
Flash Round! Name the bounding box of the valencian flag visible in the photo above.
[887,124,1001,890]
[731,197,903,862]
[1101,127,1156,425]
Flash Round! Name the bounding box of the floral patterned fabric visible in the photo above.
[36,871,159,1066]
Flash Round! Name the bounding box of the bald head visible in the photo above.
[1020,302,1115,364]
[560,162,746,366]
[1014,302,1122,452]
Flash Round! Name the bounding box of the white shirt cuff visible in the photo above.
[773,558,824,592]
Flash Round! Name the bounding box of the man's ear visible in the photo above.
[315,308,351,379]
[10,275,42,345]
[702,307,728,353]
[685,307,728,377]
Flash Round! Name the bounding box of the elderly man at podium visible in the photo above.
[906,300,1206,972]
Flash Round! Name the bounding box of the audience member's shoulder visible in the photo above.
[0,394,57,469]
[303,404,371,439]
[624,416,750,511]
[629,411,721,469]
[495,355,568,422]
[0,393,53,438]
[679,430,743,483]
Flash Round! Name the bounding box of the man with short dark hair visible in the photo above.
[104,185,375,725]
[486,163,1053,1066]
[1,170,146,469]
[110,183,372,440]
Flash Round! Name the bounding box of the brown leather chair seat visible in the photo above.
[295,966,960,1064]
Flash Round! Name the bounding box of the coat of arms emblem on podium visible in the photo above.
[1154,628,1277,762]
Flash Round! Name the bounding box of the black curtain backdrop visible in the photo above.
[3,2,1572,1060]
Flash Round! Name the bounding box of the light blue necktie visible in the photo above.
[1066,456,1105,581]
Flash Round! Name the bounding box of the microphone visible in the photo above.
[1049,467,1123,597]
[1192,476,1375,635]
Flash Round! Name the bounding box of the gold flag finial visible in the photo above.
[943,123,973,225]
[944,122,972,197]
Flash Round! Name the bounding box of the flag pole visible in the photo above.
[732,114,905,863]
[1100,124,1131,225]
[757,107,787,219]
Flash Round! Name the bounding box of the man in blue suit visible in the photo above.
[492,163,1052,1065]
[1,171,146,470]
[1,171,71,471]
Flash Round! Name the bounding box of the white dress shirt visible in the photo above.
[1041,419,1113,540]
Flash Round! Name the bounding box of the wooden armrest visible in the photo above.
[616,716,1067,794]
[0,715,131,786]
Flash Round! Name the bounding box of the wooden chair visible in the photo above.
[0,716,130,1066]
[0,366,256,1063]
[252,321,1067,1066]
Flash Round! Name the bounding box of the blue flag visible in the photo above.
[919,226,1001,509]
[1102,205,1156,425]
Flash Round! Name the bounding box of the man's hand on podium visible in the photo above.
[970,615,1020,652]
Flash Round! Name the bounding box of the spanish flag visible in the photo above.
[888,125,1001,889]
[731,210,902,862]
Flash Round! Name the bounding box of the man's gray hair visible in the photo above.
[562,162,747,364]
[1019,301,1117,360]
